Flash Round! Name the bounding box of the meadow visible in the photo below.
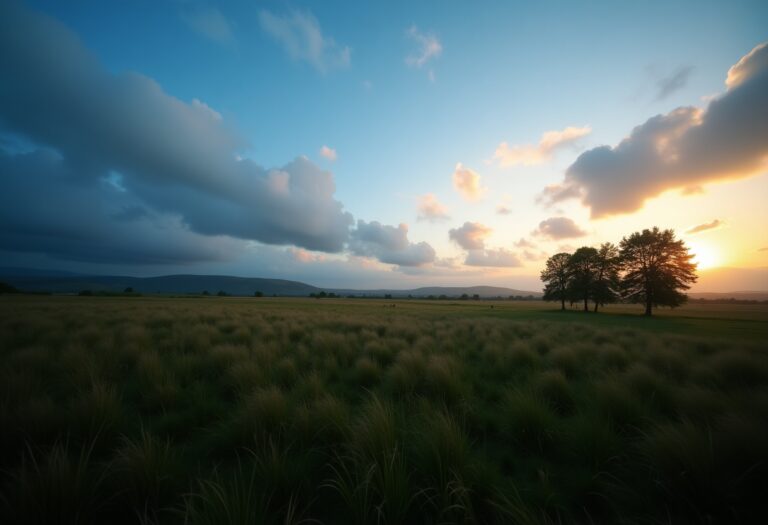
[1,296,767,524]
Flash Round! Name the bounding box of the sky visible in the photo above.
[1,0,767,291]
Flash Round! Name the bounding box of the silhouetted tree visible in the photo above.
[541,252,572,310]
[591,242,621,312]
[620,227,697,316]
[254,291,263,297]
[567,247,599,312]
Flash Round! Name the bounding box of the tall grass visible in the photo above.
[1,439,112,524]
[1,296,766,523]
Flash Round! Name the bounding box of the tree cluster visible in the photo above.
[541,227,697,316]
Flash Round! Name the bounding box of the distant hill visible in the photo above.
[0,271,320,297]
[0,269,543,298]
[6,267,763,300]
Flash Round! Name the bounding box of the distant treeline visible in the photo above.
[689,297,768,305]
[309,291,540,300]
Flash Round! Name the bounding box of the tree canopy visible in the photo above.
[541,252,572,311]
[540,228,696,316]
[567,246,599,312]
[619,227,697,315]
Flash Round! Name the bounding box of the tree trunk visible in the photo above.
[583,296,588,312]
[593,302,599,313]
[560,297,565,311]
[644,300,652,316]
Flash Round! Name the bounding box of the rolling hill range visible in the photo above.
[0,268,541,298]
[3,268,766,299]
[0,271,320,297]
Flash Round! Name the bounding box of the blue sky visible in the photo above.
[2,0,767,290]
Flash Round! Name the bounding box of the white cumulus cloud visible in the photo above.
[452,163,486,201]
[417,193,449,222]
[320,145,337,161]
[493,126,592,167]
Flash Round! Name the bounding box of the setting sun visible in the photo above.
[687,240,722,270]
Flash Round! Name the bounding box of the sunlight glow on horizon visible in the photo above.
[687,240,723,270]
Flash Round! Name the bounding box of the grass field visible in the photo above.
[1,296,767,524]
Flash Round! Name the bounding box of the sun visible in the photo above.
[687,240,722,270]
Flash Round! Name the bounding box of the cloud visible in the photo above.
[545,42,768,218]
[681,185,705,195]
[533,217,587,240]
[350,220,435,266]
[191,98,222,121]
[726,43,768,88]
[0,3,353,265]
[320,145,337,161]
[514,238,536,249]
[655,66,694,100]
[259,9,350,73]
[521,250,548,262]
[447,222,524,267]
[289,247,327,263]
[493,126,591,167]
[181,6,234,45]
[686,219,724,234]
[449,222,492,250]
[452,163,486,201]
[417,193,449,222]
[496,205,512,215]
[760,247,768,252]
[405,25,442,68]
[0,149,242,264]
[464,248,522,268]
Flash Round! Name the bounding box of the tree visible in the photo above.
[619,227,697,316]
[254,291,263,297]
[567,247,599,312]
[591,242,621,312]
[541,253,572,310]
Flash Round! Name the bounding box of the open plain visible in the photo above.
[1,296,766,523]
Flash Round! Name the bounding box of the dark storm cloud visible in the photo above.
[0,149,240,264]
[543,42,768,218]
[349,221,436,267]
[0,2,353,263]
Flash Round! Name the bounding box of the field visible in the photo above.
[1,296,767,524]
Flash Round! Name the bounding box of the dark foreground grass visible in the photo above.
[1,296,767,524]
